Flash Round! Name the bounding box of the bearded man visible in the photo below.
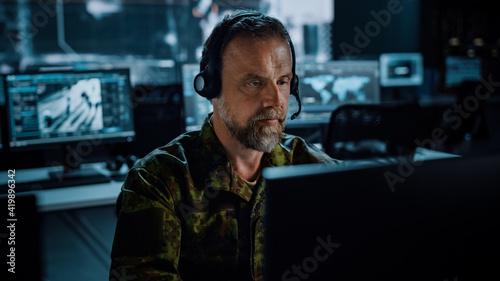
[110,10,340,281]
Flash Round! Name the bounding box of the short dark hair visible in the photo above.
[200,10,293,75]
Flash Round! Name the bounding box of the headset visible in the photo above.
[193,12,302,120]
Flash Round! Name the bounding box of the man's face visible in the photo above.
[214,35,292,153]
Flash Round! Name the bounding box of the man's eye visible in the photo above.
[278,81,288,86]
[249,81,261,87]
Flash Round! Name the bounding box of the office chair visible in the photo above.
[439,81,488,153]
[324,101,422,160]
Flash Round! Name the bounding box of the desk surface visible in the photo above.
[2,163,125,212]
[33,180,122,212]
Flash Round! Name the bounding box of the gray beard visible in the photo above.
[217,96,286,153]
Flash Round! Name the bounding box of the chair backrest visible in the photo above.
[439,80,487,146]
[324,101,422,159]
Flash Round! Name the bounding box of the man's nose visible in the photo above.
[262,83,283,108]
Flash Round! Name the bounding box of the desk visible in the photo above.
[1,162,124,212]
[7,147,459,213]
[34,181,122,212]
[0,164,123,281]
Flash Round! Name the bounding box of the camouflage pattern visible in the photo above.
[110,114,341,280]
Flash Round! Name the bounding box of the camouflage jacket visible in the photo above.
[110,115,340,281]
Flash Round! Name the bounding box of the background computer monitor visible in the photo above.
[444,56,482,89]
[181,61,380,130]
[181,64,213,131]
[288,60,380,125]
[5,68,135,150]
[379,53,424,87]
[263,154,500,280]
[128,83,185,158]
[181,61,381,147]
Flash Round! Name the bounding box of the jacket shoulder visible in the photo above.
[280,133,341,165]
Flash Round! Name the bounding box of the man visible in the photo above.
[110,10,341,281]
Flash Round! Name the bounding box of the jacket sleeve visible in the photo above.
[110,167,182,281]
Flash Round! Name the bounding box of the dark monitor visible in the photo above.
[444,56,482,89]
[129,84,185,158]
[5,69,135,150]
[289,60,380,125]
[263,154,500,280]
[181,64,213,131]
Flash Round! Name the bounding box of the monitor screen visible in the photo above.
[263,153,500,280]
[181,64,213,132]
[379,53,423,87]
[444,56,482,88]
[5,69,135,150]
[289,60,380,125]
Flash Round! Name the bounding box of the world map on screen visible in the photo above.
[302,74,372,105]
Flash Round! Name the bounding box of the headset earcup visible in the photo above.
[194,70,209,98]
[194,68,221,99]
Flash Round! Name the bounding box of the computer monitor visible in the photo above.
[263,153,500,280]
[444,56,482,89]
[5,69,135,150]
[379,53,423,87]
[289,60,380,125]
[181,61,380,129]
[181,64,213,131]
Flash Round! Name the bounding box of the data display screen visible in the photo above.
[5,69,135,149]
